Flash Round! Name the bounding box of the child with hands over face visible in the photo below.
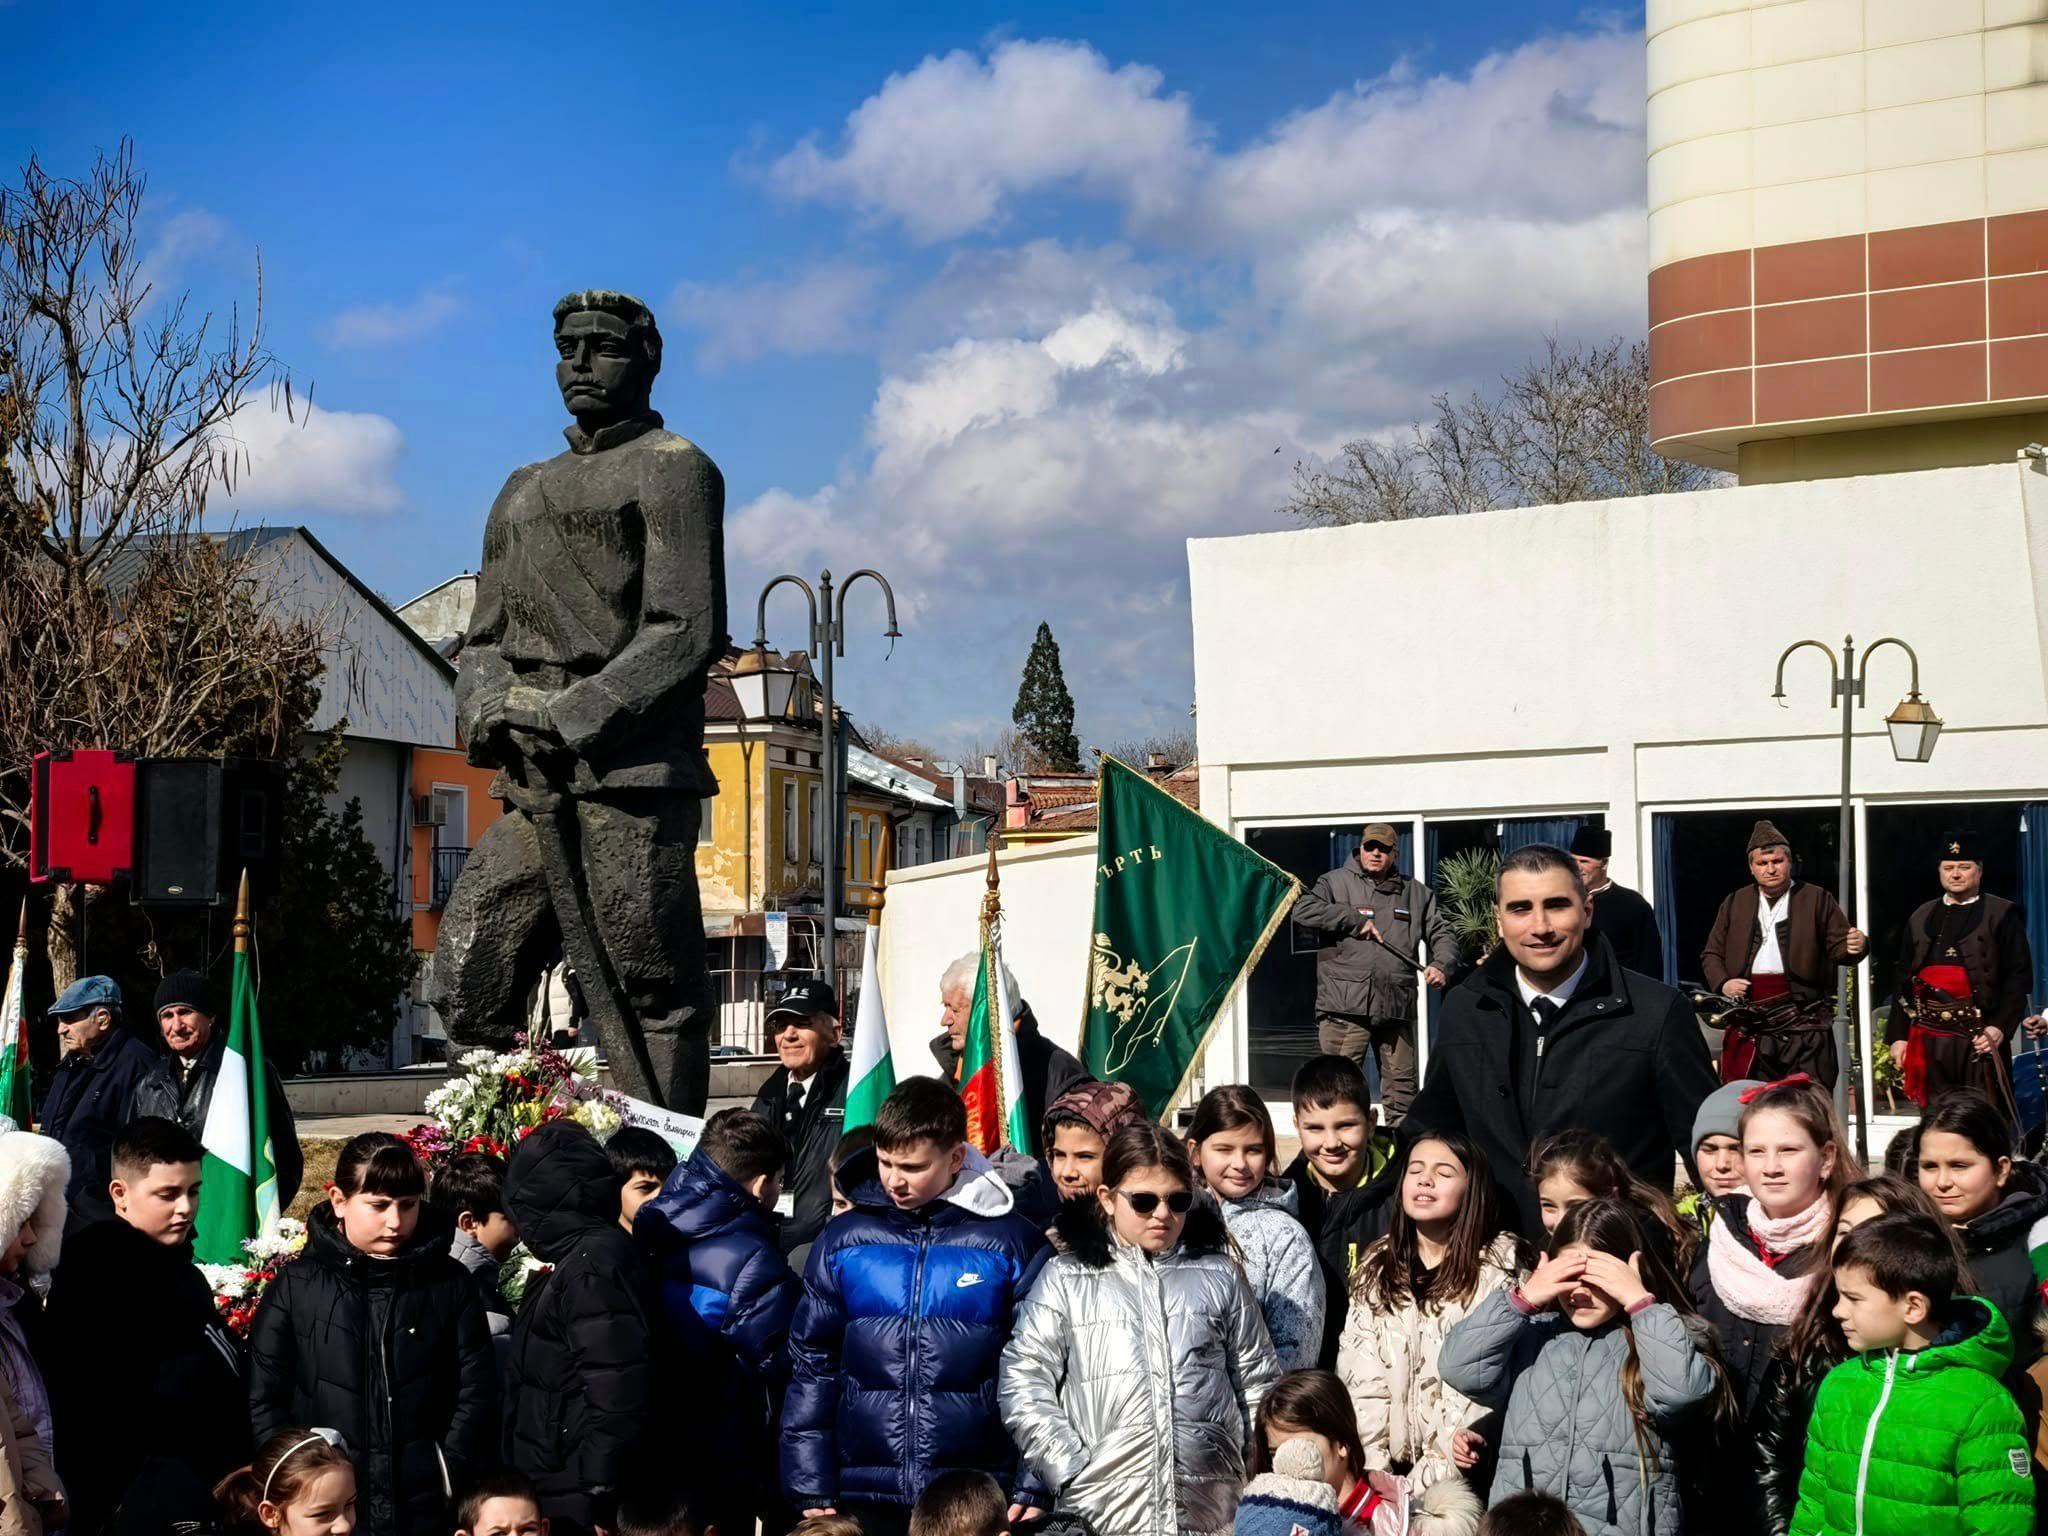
[1439,1199,1728,1536]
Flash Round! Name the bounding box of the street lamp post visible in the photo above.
[739,569,901,986]
[1771,634,1943,1158]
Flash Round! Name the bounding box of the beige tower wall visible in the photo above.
[1645,1,2048,475]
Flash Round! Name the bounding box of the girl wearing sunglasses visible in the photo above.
[999,1123,1281,1536]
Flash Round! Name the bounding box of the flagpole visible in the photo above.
[235,869,251,955]
[981,837,1006,1149]
[870,820,892,929]
[5,898,27,1128]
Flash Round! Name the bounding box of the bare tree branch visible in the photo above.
[1278,336,1728,526]
[0,142,323,988]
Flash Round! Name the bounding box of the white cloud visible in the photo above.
[214,394,404,516]
[325,286,464,348]
[669,262,886,369]
[767,30,1641,252]
[727,292,1294,739]
[324,289,463,348]
[769,39,1204,243]
[742,25,1654,745]
[1192,31,1644,246]
[136,210,231,309]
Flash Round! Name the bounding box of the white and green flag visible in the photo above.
[843,922,895,1131]
[194,906,278,1265]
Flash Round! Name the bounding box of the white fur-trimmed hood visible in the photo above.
[0,1133,70,1278]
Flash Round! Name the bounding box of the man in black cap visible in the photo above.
[1887,830,2032,1121]
[1701,819,1866,1087]
[128,969,303,1208]
[749,978,847,1255]
[1572,827,1664,979]
[1293,821,1456,1127]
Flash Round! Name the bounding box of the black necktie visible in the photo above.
[1530,996,1559,1030]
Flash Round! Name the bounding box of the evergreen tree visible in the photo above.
[1012,621,1081,772]
[258,727,419,1069]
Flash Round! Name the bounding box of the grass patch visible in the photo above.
[288,1139,342,1222]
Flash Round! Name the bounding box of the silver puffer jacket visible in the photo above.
[999,1201,1280,1536]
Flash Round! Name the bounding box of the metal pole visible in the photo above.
[1836,634,1861,1158]
[818,569,838,987]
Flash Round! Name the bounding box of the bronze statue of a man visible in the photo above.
[430,289,725,1110]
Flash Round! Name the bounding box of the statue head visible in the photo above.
[552,289,662,429]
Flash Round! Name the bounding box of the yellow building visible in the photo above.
[695,650,954,1049]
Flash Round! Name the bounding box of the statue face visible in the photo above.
[555,310,654,425]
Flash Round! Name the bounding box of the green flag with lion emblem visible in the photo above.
[1081,756,1300,1116]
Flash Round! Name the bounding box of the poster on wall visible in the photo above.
[765,911,790,971]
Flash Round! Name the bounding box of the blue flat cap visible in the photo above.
[49,975,122,1017]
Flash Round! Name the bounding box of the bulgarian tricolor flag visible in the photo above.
[961,921,1032,1157]
[843,920,896,1130]
[0,903,30,1129]
[194,874,280,1265]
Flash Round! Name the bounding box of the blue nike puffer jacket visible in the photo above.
[781,1144,1053,1511]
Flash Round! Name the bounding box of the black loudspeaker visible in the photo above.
[133,757,285,907]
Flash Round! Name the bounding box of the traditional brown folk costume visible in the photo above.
[1886,830,2033,1124]
[1700,819,1864,1089]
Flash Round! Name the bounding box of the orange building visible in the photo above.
[406,747,504,953]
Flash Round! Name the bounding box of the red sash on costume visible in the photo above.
[1902,963,1977,1106]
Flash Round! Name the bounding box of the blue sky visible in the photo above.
[3,1,1647,754]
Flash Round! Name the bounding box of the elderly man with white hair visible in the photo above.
[933,950,1089,1148]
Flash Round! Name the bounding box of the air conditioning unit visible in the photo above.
[412,795,447,828]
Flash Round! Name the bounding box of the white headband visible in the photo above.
[263,1428,347,1503]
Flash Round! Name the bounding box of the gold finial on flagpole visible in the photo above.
[980,835,1002,927]
[233,870,252,954]
[869,821,892,927]
[13,898,25,952]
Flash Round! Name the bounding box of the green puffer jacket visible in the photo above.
[1789,1297,2034,1536]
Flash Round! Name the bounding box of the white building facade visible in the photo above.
[1186,457,2048,1138]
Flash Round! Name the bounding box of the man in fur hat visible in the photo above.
[1887,830,2032,1120]
[1572,826,1665,978]
[1701,819,1866,1087]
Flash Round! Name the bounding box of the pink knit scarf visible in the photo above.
[1705,1194,1829,1325]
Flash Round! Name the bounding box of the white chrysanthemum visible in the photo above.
[197,1263,245,1295]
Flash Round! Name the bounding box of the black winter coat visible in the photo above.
[751,1048,849,1255]
[1588,881,1665,982]
[130,1030,303,1210]
[246,1205,497,1536]
[45,1217,250,1536]
[503,1121,684,1536]
[38,1028,157,1234]
[1280,1149,1396,1368]
[1684,1198,1828,1536]
[1752,1338,1843,1536]
[930,1005,1088,1158]
[1953,1159,2048,1379]
[1407,937,1719,1239]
